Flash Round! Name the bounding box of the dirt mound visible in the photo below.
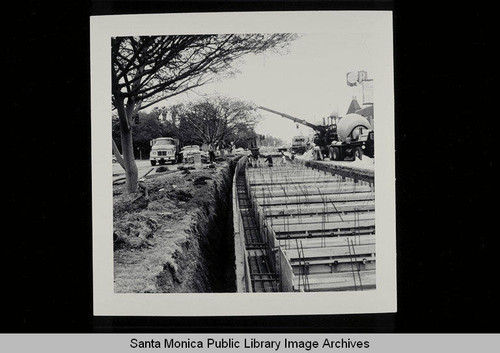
[113,161,235,293]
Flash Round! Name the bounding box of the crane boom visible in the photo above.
[257,106,327,132]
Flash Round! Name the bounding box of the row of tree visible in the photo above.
[112,34,296,193]
[113,96,283,159]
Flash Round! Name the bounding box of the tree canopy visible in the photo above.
[112,34,296,116]
[111,33,297,192]
[169,97,258,148]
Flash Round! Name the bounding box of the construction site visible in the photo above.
[230,70,376,293]
[112,69,377,294]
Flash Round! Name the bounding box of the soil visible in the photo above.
[113,160,235,293]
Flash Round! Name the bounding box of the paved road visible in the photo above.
[112,159,177,182]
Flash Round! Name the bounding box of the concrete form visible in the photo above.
[244,158,375,292]
[233,156,376,292]
[233,157,279,292]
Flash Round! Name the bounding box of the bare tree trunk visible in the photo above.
[121,127,138,193]
[114,94,139,193]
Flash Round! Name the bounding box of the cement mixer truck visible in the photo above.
[256,106,374,161]
[328,113,374,161]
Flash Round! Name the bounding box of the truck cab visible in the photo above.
[291,136,309,154]
[149,137,180,166]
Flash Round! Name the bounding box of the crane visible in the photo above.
[257,106,327,133]
[256,106,337,159]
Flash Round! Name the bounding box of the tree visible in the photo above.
[172,97,258,148]
[112,34,296,193]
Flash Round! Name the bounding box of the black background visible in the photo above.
[4,1,497,333]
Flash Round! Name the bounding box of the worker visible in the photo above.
[313,145,323,160]
[219,142,225,158]
[247,152,254,167]
[280,150,286,164]
[265,154,273,167]
[208,144,216,163]
[254,155,260,167]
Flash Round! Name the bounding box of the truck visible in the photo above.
[149,137,181,166]
[328,113,374,161]
[180,145,202,164]
[291,136,310,154]
[257,106,374,161]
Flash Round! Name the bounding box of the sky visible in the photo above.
[158,33,375,143]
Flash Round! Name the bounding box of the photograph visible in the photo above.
[5,0,499,345]
[92,11,395,316]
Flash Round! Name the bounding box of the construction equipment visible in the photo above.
[329,113,374,161]
[291,136,309,154]
[257,106,374,161]
[257,106,327,134]
[180,145,202,164]
[246,134,265,158]
[149,137,181,165]
[257,106,336,160]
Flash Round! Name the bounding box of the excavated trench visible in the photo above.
[113,160,238,293]
[181,162,237,292]
[151,161,237,293]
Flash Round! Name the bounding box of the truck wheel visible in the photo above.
[354,147,363,160]
[328,147,334,160]
[332,147,341,161]
[150,160,156,166]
